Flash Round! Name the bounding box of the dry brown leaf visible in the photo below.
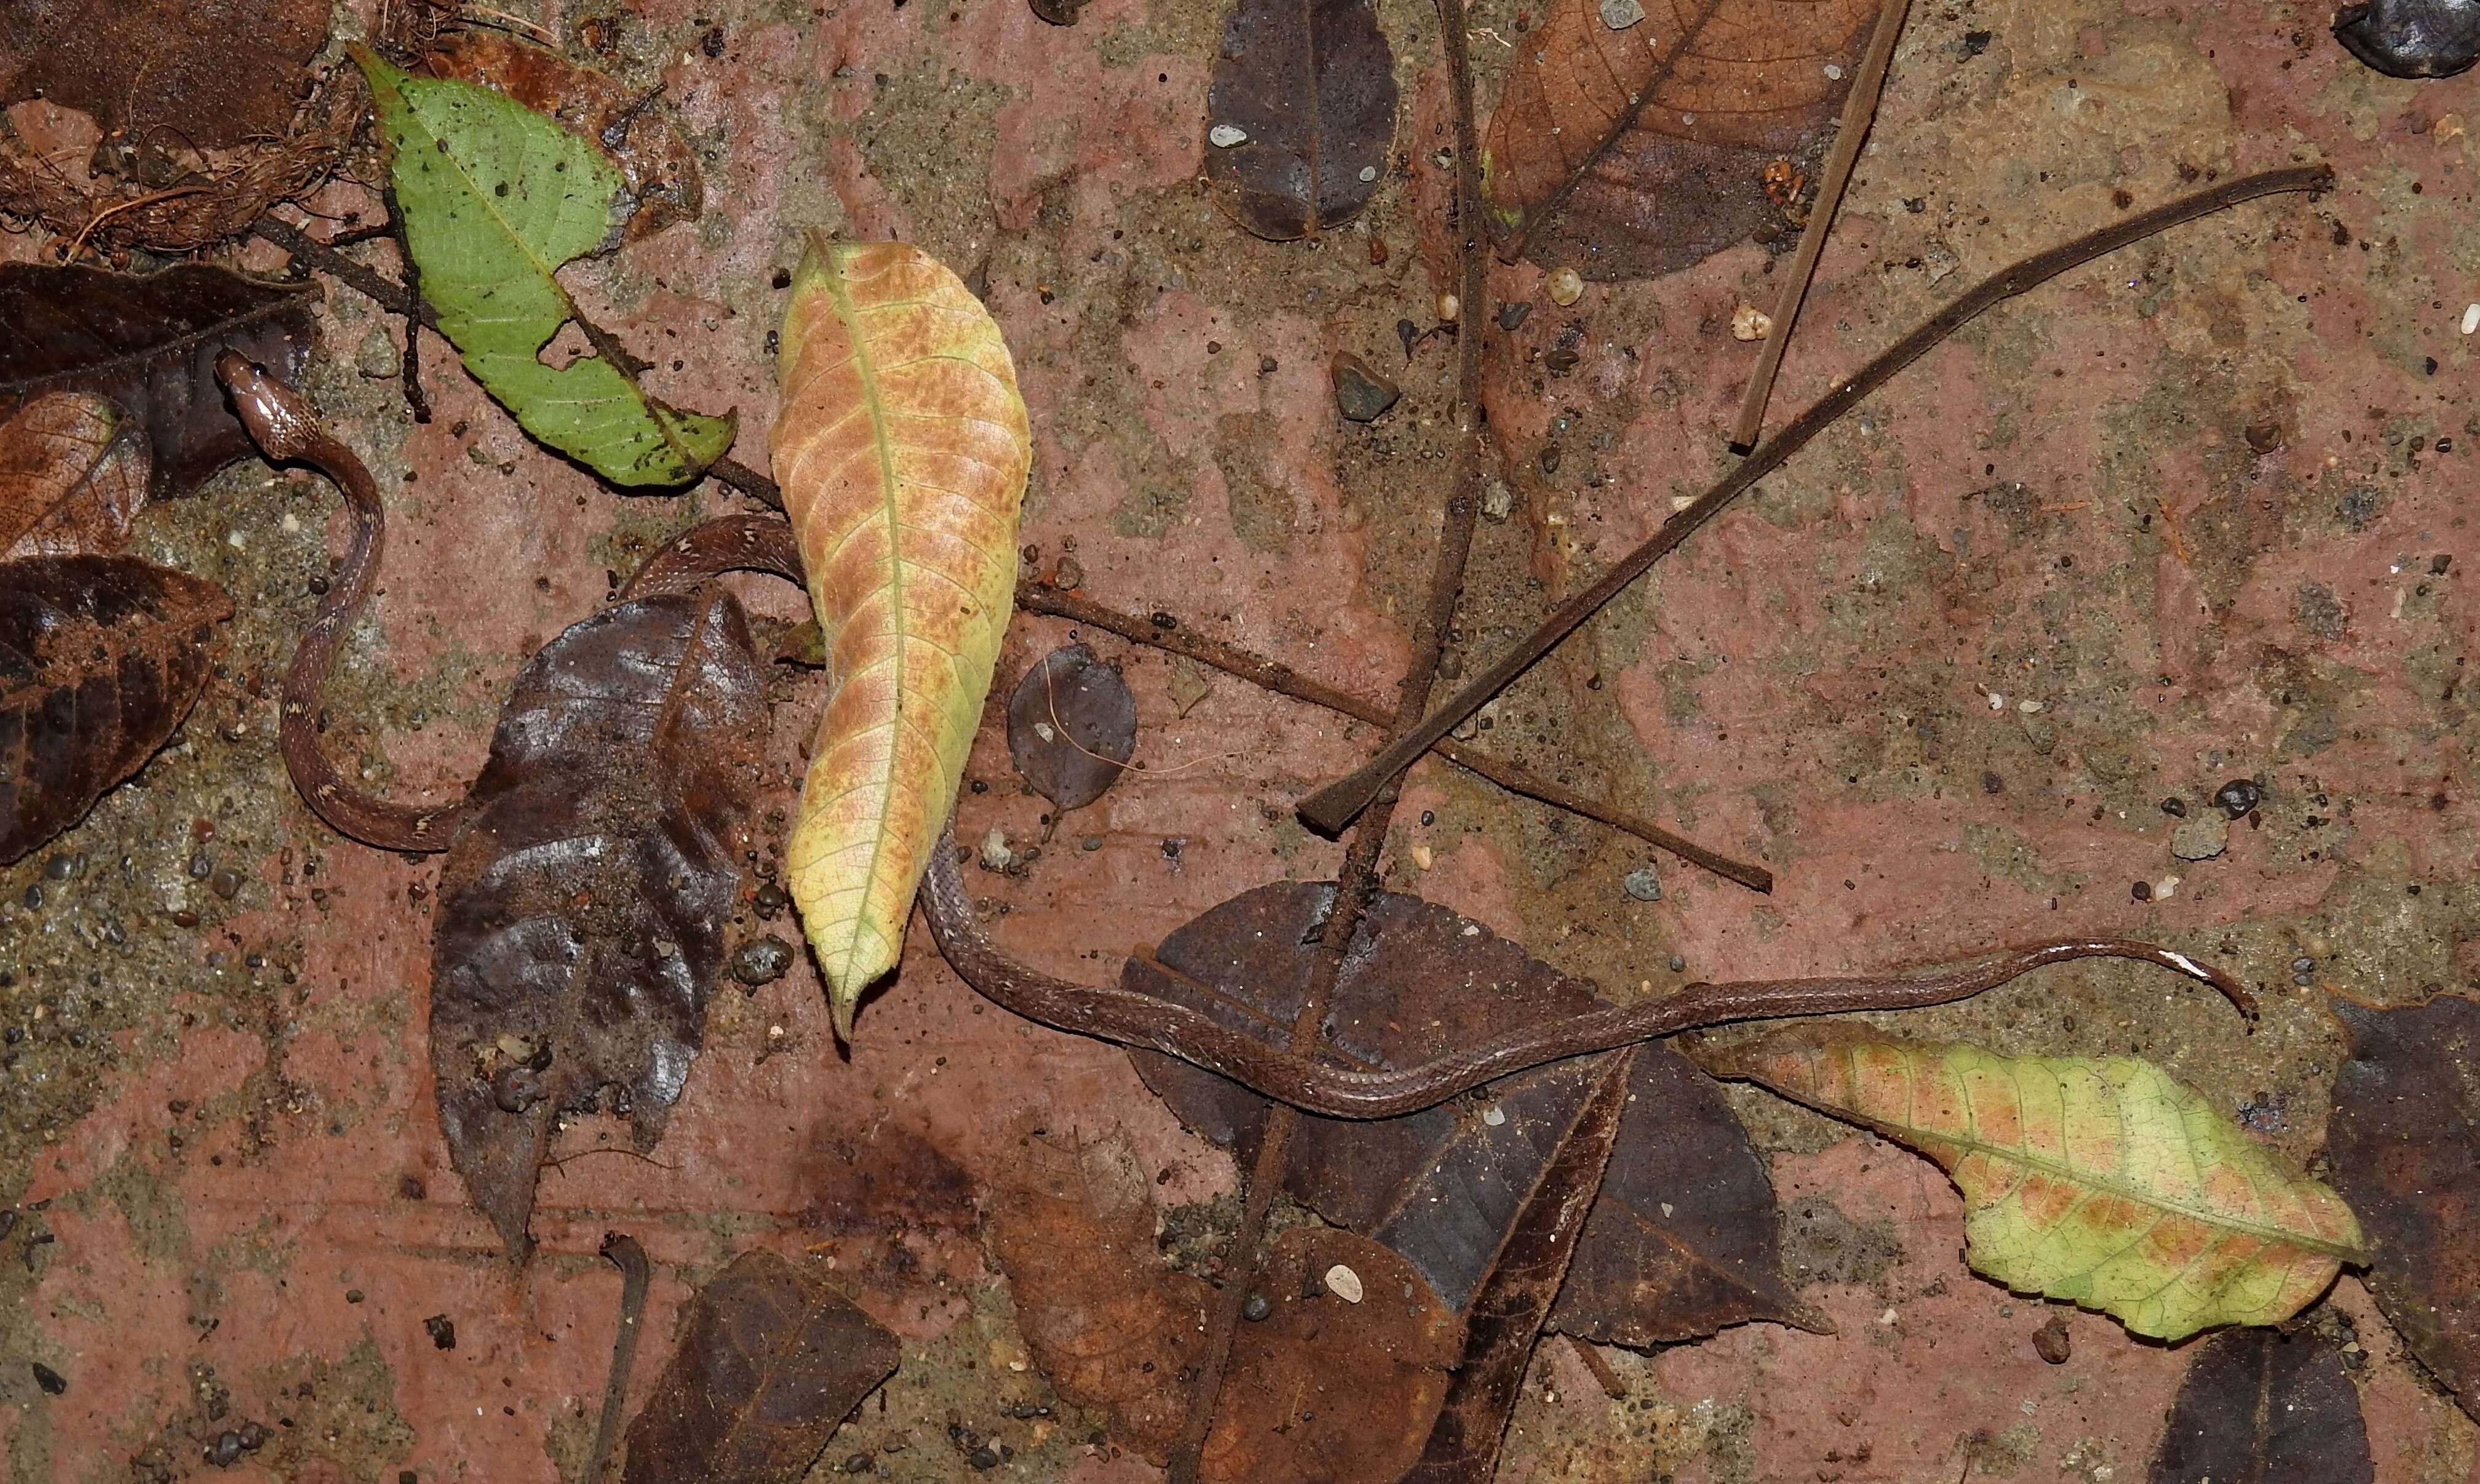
[0,392,148,558]
[1482,0,1877,276]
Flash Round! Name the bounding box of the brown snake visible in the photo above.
[219,362,2257,1119]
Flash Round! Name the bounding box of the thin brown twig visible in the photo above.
[381,185,432,424]
[1019,584,1770,891]
[1164,3,1496,1474]
[246,213,785,507]
[1567,1333,1629,1399]
[584,1232,651,1484]
[1728,0,1912,451]
[1297,164,2335,835]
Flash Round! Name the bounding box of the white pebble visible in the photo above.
[1324,1264,1365,1303]
[1209,124,1248,148]
[2463,302,2480,335]
[1481,1104,1506,1126]
[1824,63,1844,79]
[1358,164,1377,182]
[1730,303,1773,341]
[1410,843,1435,870]
[1546,266,1584,306]
[1987,691,2006,711]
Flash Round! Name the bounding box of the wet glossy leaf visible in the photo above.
[772,237,1030,1038]
[1481,0,1877,276]
[0,263,317,502]
[2324,993,2480,1423]
[1202,0,1398,239]
[985,1130,1456,1476]
[1405,1051,1631,1484]
[2147,1327,2373,1484]
[0,394,149,558]
[1126,882,1808,1343]
[432,591,767,1256]
[1702,1028,2366,1339]
[2332,0,2480,77]
[0,555,232,864]
[621,1250,900,1484]
[355,49,735,487]
[0,0,327,148]
[419,32,705,242]
[1006,643,1136,810]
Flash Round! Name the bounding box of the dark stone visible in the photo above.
[2334,0,2480,76]
[2214,777,2264,818]
[30,1361,64,1395]
[731,937,795,986]
[1331,352,1400,423]
[1496,300,1533,330]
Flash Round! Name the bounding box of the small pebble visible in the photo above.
[1242,1292,1273,1322]
[357,326,402,379]
[732,937,795,986]
[188,851,212,880]
[1357,164,1377,182]
[1207,123,1248,148]
[2292,956,2315,973]
[2032,1315,2072,1364]
[968,1446,1001,1470]
[42,854,74,880]
[1599,0,1644,26]
[845,1453,876,1474]
[2160,796,2187,817]
[1324,1263,1365,1303]
[1731,303,1774,341]
[1668,954,1686,972]
[1332,352,1401,422]
[2131,880,2153,902]
[1546,266,1584,306]
[980,828,1016,872]
[1081,834,1105,852]
[424,1314,457,1350]
[207,1430,245,1467]
[1437,292,1460,323]
[2214,777,2263,818]
[1481,477,1514,521]
[753,881,790,918]
[2169,815,2229,862]
[210,868,243,900]
[2464,303,2479,336]
[1621,867,1663,902]
[30,1361,65,1395]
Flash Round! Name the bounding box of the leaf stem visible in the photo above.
[1295,164,2335,835]
[584,1232,651,1484]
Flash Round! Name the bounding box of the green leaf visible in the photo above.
[1701,1027,2366,1341]
[352,47,733,487]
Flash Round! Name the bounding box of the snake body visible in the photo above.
[217,362,2254,1118]
[218,351,467,852]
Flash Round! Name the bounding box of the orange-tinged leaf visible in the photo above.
[1700,1027,2365,1340]
[0,391,148,558]
[771,237,1030,1037]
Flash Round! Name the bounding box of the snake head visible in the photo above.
[215,349,322,462]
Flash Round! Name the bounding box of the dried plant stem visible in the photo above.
[1164,1,1497,1473]
[1296,164,2334,835]
[1727,0,1912,451]
[584,1233,651,1484]
[1019,584,1770,891]
[247,213,784,507]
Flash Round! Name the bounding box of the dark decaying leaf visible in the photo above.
[2332,0,2480,77]
[1199,1227,1460,1483]
[985,1130,1458,1477]
[1006,643,1137,810]
[432,591,767,1256]
[1481,0,1877,277]
[0,264,319,504]
[419,32,706,242]
[1126,883,1809,1343]
[2323,993,2480,1423]
[2147,1327,2374,1484]
[0,0,329,149]
[1202,0,1398,239]
[620,1250,900,1484]
[0,555,232,864]
[0,393,149,559]
[1405,1050,1633,1484]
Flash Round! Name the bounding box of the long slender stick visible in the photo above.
[1727,0,1911,452]
[1295,164,2333,836]
[1019,584,1770,890]
[583,1233,651,1484]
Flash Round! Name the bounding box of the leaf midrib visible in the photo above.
[1882,1094,2363,1263]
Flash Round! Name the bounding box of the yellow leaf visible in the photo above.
[1703,1028,2366,1340]
[771,237,1030,1038]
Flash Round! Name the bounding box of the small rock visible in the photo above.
[1599,0,1645,26]
[1481,477,1514,521]
[357,327,402,379]
[1208,123,1249,148]
[1332,352,1401,423]
[2214,777,2264,818]
[2244,419,2286,453]
[424,1314,457,1350]
[1242,1292,1273,1322]
[844,1453,875,1474]
[2032,1315,2072,1364]
[1324,1263,1365,1303]
[206,1431,245,1468]
[1621,867,1663,902]
[731,937,795,986]
[30,1361,65,1395]
[2170,815,2229,862]
[753,881,790,919]
[1546,266,1584,306]
[980,828,1017,872]
[1731,303,1775,341]
[968,1445,1001,1469]
[1496,300,1533,331]
[209,868,243,900]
